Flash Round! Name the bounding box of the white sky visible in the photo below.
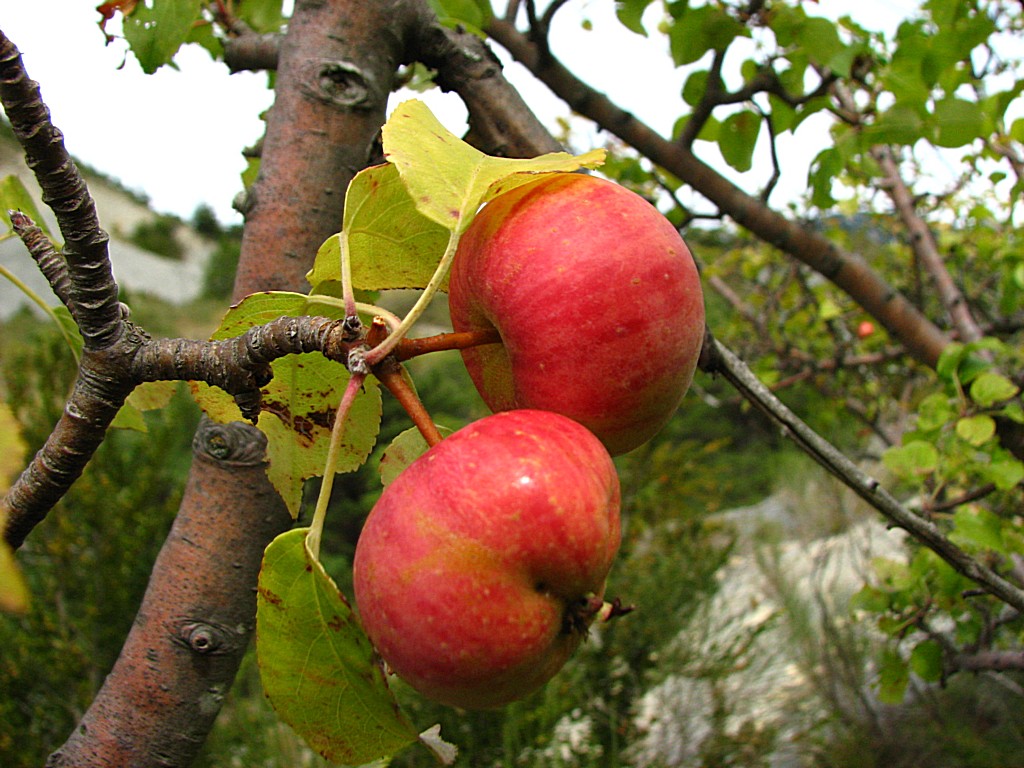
[1,1,923,225]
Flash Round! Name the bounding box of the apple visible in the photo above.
[857,320,875,339]
[352,409,621,709]
[448,172,705,455]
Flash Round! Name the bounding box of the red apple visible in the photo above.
[857,320,875,339]
[352,409,621,709]
[448,172,705,455]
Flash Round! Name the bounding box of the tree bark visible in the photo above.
[47,421,289,767]
[44,1,426,763]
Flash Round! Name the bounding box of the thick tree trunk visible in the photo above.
[45,1,424,764]
[47,421,289,767]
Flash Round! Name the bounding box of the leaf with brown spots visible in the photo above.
[192,292,382,516]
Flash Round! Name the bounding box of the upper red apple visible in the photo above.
[448,172,705,455]
[352,409,621,710]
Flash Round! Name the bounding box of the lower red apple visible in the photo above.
[352,409,621,709]
[448,172,705,455]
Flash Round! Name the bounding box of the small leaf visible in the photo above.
[909,640,943,682]
[876,649,909,704]
[427,0,492,34]
[382,99,605,233]
[952,507,1004,551]
[111,381,179,432]
[718,110,760,172]
[122,0,204,74]
[0,175,55,242]
[883,440,939,477]
[970,371,1020,408]
[955,414,996,446]
[379,426,453,487]
[615,0,655,35]
[983,458,1024,491]
[915,392,954,433]
[932,97,984,148]
[257,529,418,765]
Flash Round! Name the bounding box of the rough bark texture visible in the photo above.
[233,0,418,297]
[47,421,290,767]
[40,1,425,764]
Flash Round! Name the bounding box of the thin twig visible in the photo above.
[698,330,1024,614]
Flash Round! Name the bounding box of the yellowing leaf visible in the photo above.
[0,539,29,615]
[382,99,605,233]
[256,528,418,765]
[0,405,29,613]
[0,403,26,491]
[260,369,381,517]
[306,164,452,294]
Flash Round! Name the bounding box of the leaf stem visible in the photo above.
[364,231,461,366]
[306,371,367,561]
[304,295,402,333]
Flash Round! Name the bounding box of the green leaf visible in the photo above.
[883,440,939,477]
[955,414,996,446]
[122,0,204,74]
[382,100,605,233]
[909,640,943,682]
[718,110,760,173]
[795,17,844,70]
[807,147,842,208]
[257,529,418,765]
[682,70,710,107]
[379,426,453,487]
[936,342,966,382]
[667,5,748,67]
[876,649,909,704]
[970,372,1020,408]
[191,292,382,516]
[235,0,285,33]
[915,392,954,433]
[615,0,656,35]
[427,0,492,34]
[983,458,1024,491]
[306,164,451,293]
[111,381,179,432]
[849,584,890,613]
[952,507,1004,551]
[0,175,55,243]
[932,98,984,148]
[864,104,925,146]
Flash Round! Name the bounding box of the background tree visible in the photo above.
[1,0,1022,765]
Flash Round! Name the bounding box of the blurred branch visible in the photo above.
[697,329,1024,614]
[484,17,952,369]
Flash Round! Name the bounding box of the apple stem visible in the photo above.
[306,370,367,561]
[394,327,502,361]
[375,360,445,448]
